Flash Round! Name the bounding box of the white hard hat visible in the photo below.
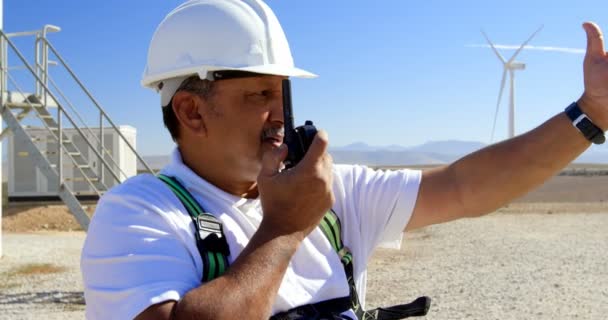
[141,0,317,106]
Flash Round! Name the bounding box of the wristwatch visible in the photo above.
[564,102,606,145]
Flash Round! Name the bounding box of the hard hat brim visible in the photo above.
[150,64,317,107]
[220,64,318,80]
[142,64,317,89]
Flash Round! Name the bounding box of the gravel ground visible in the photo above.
[1,212,607,319]
[0,232,85,320]
[367,212,608,320]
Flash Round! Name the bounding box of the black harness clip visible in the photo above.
[197,215,230,256]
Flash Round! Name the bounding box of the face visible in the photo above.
[200,75,286,180]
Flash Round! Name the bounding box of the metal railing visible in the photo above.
[41,38,154,174]
[5,71,106,194]
[46,74,131,181]
[0,25,154,195]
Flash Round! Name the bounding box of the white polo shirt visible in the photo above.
[81,149,421,319]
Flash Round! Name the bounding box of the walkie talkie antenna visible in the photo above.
[282,78,318,169]
[282,79,296,146]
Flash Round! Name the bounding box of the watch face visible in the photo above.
[592,134,606,145]
[577,118,604,144]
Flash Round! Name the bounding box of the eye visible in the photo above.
[258,90,272,97]
[247,89,276,101]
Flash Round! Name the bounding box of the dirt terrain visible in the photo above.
[1,212,606,319]
[3,174,608,232]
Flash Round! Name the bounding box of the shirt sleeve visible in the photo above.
[332,165,422,264]
[80,175,201,320]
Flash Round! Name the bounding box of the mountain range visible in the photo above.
[2,140,606,181]
[137,140,607,171]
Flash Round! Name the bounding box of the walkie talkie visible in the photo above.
[282,79,317,169]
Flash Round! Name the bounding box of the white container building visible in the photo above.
[7,125,137,201]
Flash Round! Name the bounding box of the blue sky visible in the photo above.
[2,0,607,156]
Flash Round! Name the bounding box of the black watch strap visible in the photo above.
[564,102,606,145]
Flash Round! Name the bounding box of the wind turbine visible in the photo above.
[482,26,543,142]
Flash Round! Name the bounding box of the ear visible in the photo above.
[172,91,207,137]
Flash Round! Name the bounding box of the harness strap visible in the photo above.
[269,296,353,320]
[299,210,431,320]
[158,174,230,282]
[367,297,431,320]
[318,210,361,312]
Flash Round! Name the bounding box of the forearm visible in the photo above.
[450,111,590,216]
[173,223,301,319]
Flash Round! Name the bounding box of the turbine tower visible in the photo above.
[482,26,543,141]
[1,0,4,258]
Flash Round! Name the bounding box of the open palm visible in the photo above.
[581,22,608,130]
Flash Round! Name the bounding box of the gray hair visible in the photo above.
[174,75,215,99]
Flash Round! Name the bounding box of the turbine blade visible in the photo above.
[481,29,506,63]
[507,25,544,64]
[491,69,508,142]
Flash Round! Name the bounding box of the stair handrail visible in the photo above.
[0,30,124,186]
[5,72,106,195]
[3,25,154,177]
[45,73,131,181]
[41,38,155,174]
[4,29,47,38]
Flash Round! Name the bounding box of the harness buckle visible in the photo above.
[337,246,350,260]
[197,215,230,256]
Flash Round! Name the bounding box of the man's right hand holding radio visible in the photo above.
[257,130,335,241]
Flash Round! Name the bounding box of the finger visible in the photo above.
[299,130,329,168]
[320,152,334,174]
[583,22,606,58]
[324,153,334,167]
[260,144,288,177]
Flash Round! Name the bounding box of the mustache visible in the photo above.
[261,126,285,140]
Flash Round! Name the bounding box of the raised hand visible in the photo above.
[579,22,608,130]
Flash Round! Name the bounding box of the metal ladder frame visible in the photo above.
[0,25,154,230]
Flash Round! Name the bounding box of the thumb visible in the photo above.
[298,130,329,169]
[260,144,288,177]
[583,22,606,58]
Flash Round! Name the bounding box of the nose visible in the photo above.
[268,96,284,125]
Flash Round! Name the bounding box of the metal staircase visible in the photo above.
[0,25,154,231]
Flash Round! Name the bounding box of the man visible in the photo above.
[80,0,608,319]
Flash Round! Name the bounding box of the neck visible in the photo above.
[177,145,259,199]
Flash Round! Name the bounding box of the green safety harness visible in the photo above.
[158,174,430,320]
